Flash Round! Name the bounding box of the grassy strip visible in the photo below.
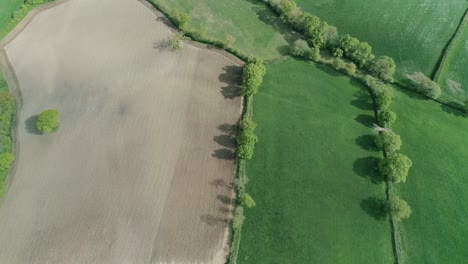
[432,8,468,82]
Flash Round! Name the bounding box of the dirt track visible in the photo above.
[0,0,242,263]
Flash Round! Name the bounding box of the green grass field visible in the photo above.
[148,0,296,60]
[389,90,468,263]
[295,0,467,80]
[437,25,467,102]
[0,0,23,28]
[237,59,394,264]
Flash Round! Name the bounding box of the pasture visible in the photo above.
[236,59,394,264]
[148,0,296,60]
[295,0,468,80]
[390,89,468,264]
[0,0,241,263]
[437,25,467,102]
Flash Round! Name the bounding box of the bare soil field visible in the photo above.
[0,0,242,263]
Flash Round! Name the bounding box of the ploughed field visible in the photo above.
[0,0,242,263]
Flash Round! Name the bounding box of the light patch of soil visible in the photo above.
[0,0,242,263]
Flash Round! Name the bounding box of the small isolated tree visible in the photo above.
[374,131,402,154]
[368,56,396,82]
[378,109,396,128]
[242,58,266,96]
[225,34,235,48]
[241,193,256,208]
[378,153,413,183]
[386,195,412,220]
[36,109,60,134]
[232,206,245,231]
[406,72,441,99]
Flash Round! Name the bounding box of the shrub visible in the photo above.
[374,131,402,154]
[170,9,190,30]
[406,72,442,99]
[378,109,396,128]
[332,58,346,71]
[378,153,413,183]
[386,194,412,220]
[239,118,257,132]
[170,33,189,50]
[232,206,245,230]
[242,58,266,96]
[344,62,357,76]
[290,39,310,57]
[368,56,396,82]
[241,193,256,208]
[36,109,60,134]
[0,153,14,179]
[305,47,321,61]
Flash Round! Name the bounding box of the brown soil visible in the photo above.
[0,0,243,263]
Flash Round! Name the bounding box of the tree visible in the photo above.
[368,56,396,82]
[339,34,374,66]
[323,25,339,48]
[305,47,321,61]
[406,72,441,99]
[299,13,321,34]
[386,195,412,220]
[378,109,396,128]
[344,62,357,76]
[378,153,413,183]
[232,206,245,230]
[241,193,256,208]
[242,58,266,96]
[237,118,258,160]
[375,88,393,110]
[332,58,346,72]
[332,48,343,58]
[374,131,402,154]
[36,109,60,134]
[306,22,327,49]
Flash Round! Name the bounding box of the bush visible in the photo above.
[170,9,189,30]
[305,47,321,61]
[378,109,396,128]
[378,153,413,183]
[232,206,245,231]
[406,72,442,99]
[344,62,357,76]
[374,131,402,154]
[386,194,412,220]
[332,58,346,71]
[368,56,396,82]
[36,109,60,134]
[170,33,189,50]
[242,58,266,96]
[290,39,310,57]
[241,193,256,208]
[237,118,258,160]
[0,153,14,180]
[332,47,343,58]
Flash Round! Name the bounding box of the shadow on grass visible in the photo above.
[353,156,384,184]
[219,65,242,100]
[25,115,41,135]
[354,114,375,128]
[351,91,374,110]
[355,134,379,151]
[361,197,387,220]
[441,103,467,117]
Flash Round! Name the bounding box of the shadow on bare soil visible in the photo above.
[210,179,233,190]
[214,134,236,149]
[361,197,387,220]
[353,156,383,184]
[212,123,238,160]
[219,65,242,99]
[217,194,233,205]
[200,214,228,226]
[217,123,238,136]
[25,115,41,135]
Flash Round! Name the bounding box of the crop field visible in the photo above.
[437,25,468,102]
[148,0,297,60]
[295,0,468,80]
[0,0,242,263]
[236,59,394,264]
[390,90,468,263]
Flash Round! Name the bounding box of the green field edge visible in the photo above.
[432,8,468,82]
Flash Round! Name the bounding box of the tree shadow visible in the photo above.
[360,197,387,220]
[217,123,238,136]
[212,149,236,160]
[351,91,374,110]
[25,115,41,135]
[440,103,467,117]
[355,134,378,151]
[219,65,242,99]
[213,134,236,149]
[217,194,233,205]
[210,179,233,189]
[353,156,383,184]
[219,206,233,214]
[200,214,228,226]
[152,38,172,51]
[354,114,375,128]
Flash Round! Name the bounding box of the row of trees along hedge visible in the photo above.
[361,75,413,221]
[261,0,396,82]
[0,92,15,198]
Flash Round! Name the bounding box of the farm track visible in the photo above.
[0,0,243,263]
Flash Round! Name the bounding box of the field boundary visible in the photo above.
[432,8,468,82]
